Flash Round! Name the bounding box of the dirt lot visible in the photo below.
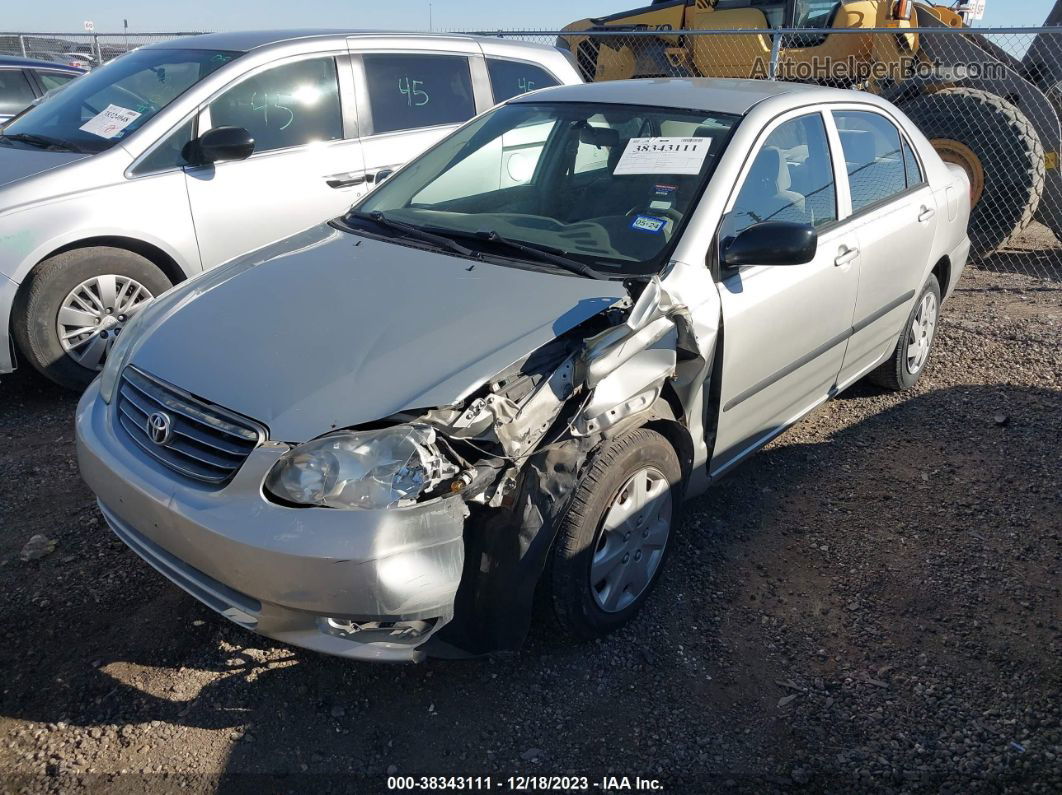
[0,236,1059,793]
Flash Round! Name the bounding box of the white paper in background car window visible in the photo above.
[79,104,142,139]
[613,137,712,175]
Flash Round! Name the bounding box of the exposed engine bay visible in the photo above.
[368,271,718,656]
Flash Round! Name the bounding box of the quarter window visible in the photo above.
[722,113,837,240]
[901,136,924,187]
[207,58,343,154]
[34,71,78,92]
[0,69,36,115]
[364,54,476,135]
[486,58,559,103]
[133,117,195,175]
[834,110,908,213]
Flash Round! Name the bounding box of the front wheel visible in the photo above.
[546,428,683,640]
[12,246,171,391]
[867,275,942,392]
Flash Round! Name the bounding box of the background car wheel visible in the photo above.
[547,427,683,640]
[12,247,171,391]
[867,275,942,392]
[899,88,1044,257]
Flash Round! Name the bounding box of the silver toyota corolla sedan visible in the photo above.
[76,78,971,662]
[0,30,579,389]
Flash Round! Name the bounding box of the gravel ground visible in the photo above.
[0,240,1059,793]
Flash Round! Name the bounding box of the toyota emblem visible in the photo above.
[146,411,173,446]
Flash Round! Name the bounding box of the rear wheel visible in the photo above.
[900,88,1044,256]
[867,275,942,391]
[547,428,683,640]
[12,247,171,391]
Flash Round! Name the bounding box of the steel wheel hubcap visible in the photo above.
[56,274,154,371]
[906,291,938,375]
[590,466,672,614]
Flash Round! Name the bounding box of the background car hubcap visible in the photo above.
[906,292,938,375]
[590,466,672,613]
[56,275,154,371]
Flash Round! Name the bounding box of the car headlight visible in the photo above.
[264,424,459,510]
[98,303,150,404]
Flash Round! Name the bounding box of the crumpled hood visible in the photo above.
[130,225,627,441]
[0,145,88,190]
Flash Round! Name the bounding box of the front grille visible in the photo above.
[116,366,264,486]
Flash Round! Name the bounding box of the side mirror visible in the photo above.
[194,126,255,164]
[372,168,395,184]
[721,221,818,268]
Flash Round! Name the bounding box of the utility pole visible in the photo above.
[428,1,433,32]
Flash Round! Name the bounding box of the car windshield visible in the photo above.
[0,48,241,154]
[349,101,740,277]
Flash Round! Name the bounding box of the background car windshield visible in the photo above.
[3,48,240,153]
[355,102,739,276]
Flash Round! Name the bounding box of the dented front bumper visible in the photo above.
[75,379,467,662]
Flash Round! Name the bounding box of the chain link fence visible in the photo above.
[0,32,201,67]
[2,26,1061,283]
[468,26,1062,283]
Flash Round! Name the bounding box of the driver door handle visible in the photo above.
[324,172,367,189]
[835,246,859,267]
[918,206,936,223]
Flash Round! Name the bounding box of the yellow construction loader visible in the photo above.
[560,1,1062,256]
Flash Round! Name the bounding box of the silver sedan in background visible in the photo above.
[0,30,580,389]
[76,78,970,662]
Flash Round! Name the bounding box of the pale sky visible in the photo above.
[2,0,1057,34]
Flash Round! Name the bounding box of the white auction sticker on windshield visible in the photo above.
[613,137,712,175]
[79,104,142,139]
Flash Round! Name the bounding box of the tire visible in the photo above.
[547,428,683,640]
[867,275,942,391]
[899,88,1045,256]
[12,247,172,391]
[1034,80,1062,244]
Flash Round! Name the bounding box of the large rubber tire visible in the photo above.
[1034,80,1062,244]
[866,275,942,392]
[12,247,171,391]
[546,428,684,640]
[900,88,1045,256]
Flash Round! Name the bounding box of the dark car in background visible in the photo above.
[0,55,85,123]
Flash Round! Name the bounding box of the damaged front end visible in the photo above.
[346,273,718,657]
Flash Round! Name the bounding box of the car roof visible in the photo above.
[511,78,866,116]
[0,54,84,71]
[143,29,553,53]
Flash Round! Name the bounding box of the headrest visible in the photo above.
[840,129,877,165]
[748,146,791,191]
[579,125,620,147]
[692,125,719,143]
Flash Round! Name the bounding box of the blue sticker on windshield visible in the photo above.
[631,214,666,234]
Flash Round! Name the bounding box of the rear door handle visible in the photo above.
[324,173,367,189]
[835,247,859,267]
[918,206,936,223]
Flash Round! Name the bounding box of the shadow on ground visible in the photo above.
[1,377,1058,790]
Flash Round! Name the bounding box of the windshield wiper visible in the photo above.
[347,211,478,259]
[448,228,607,280]
[0,132,83,153]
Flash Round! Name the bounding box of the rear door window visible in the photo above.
[363,53,476,135]
[486,58,559,103]
[0,69,37,115]
[833,110,908,213]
